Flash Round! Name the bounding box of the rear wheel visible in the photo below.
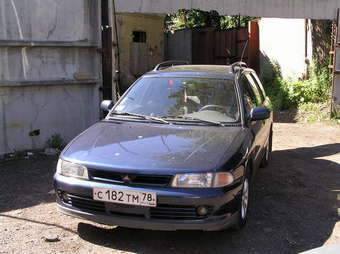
[260,128,272,168]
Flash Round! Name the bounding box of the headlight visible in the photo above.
[56,159,88,179]
[171,172,234,188]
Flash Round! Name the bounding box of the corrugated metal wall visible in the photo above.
[0,0,102,155]
[165,29,192,63]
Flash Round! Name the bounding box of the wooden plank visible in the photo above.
[248,21,260,73]
[130,42,149,76]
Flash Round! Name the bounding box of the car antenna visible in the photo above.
[240,39,249,63]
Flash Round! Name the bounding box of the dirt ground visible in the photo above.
[0,122,339,254]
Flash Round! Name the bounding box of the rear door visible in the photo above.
[249,72,272,148]
[239,72,267,169]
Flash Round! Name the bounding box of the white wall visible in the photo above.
[259,18,313,81]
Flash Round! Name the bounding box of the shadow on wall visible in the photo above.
[260,52,298,123]
[77,143,340,254]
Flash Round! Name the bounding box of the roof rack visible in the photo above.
[231,61,248,72]
[153,60,189,71]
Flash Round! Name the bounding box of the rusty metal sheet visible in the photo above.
[191,27,250,65]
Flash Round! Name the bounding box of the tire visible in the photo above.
[260,128,272,168]
[234,176,250,230]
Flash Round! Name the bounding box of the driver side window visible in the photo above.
[240,75,257,114]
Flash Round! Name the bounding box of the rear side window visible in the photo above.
[240,75,257,113]
[245,73,264,105]
[250,73,266,100]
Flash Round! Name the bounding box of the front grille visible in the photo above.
[89,169,172,187]
[63,194,106,213]
[60,193,213,221]
[150,205,213,220]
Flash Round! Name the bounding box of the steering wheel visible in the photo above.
[199,104,226,112]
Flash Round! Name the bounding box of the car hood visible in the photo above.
[62,121,245,174]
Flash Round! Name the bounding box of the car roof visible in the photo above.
[143,65,235,80]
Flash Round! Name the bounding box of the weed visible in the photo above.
[297,102,331,122]
[46,134,66,150]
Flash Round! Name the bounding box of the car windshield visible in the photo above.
[111,77,240,124]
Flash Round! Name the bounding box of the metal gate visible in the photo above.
[166,23,260,73]
[192,27,249,65]
[0,0,102,155]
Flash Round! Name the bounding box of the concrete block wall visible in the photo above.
[0,0,102,156]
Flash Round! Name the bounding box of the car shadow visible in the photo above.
[77,143,340,254]
[0,155,57,213]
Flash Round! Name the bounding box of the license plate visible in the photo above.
[93,188,157,207]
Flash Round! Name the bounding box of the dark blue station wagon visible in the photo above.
[54,61,273,231]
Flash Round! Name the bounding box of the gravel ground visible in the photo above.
[0,122,339,254]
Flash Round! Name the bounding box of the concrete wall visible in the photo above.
[0,84,99,154]
[259,18,313,82]
[0,0,101,156]
[116,13,165,91]
[115,0,339,20]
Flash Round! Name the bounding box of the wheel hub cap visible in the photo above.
[241,179,249,219]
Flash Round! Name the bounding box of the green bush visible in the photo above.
[287,66,331,105]
[262,61,331,110]
[261,61,292,110]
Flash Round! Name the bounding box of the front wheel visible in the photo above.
[234,176,250,230]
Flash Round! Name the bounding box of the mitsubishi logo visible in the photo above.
[122,175,131,183]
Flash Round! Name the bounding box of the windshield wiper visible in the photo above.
[109,112,170,124]
[161,115,225,126]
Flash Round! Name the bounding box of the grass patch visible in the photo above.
[297,102,331,123]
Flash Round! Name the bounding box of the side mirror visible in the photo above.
[100,100,114,111]
[249,107,270,121]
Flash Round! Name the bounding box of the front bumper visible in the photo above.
[54,173,242,231]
